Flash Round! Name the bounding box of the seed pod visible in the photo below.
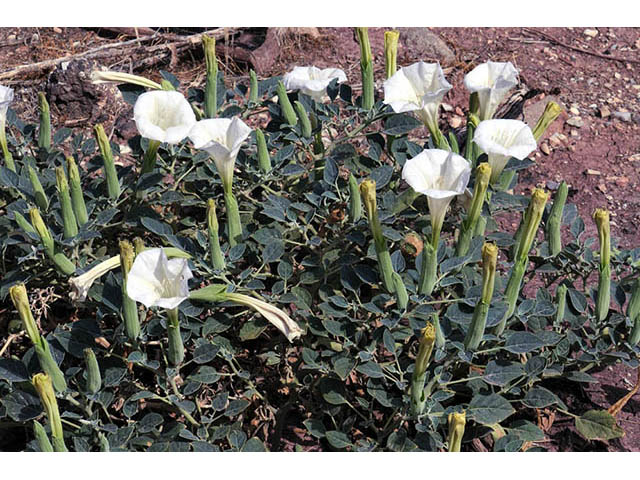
[28,165,49,212]
[294,101,312,138]
[207,198,225,271]
[546,181,568,256]
[356,28,374,110]
[66,156,88,226]
[249,69,259,103]
[276,81,298,126]
[555,283,567,327]
[166,309,184,367]
[447,411,466,452]
[255,129,271,173]
[464,243,498,351]
[202,34,218,118]
[55,166,78,239]
[94,124,120,199]
[38,92,51,151]
[83,348,102,394]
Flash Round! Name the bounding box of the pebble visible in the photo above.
[540,143,551,155]
[53,27,62,34]
[599,106,611,118]
[31,33,39,43]
[613,111,632,122]
[569,106,580,115]
[7,34,16,41]
[546,180,559,190]
[587,169,601,175]
[441,103,453,112]
[448,115,462,129]
[566,116,583,127]
[584,29,599,38]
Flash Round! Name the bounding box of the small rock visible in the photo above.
[583,29,599,38]
[540,143,551,155]
[31,33,39,43]
[448,115,462,129]
[7,34,16,41]
[569,106,580,115]
[598,184,608,193]
[613,111,632,122]
[441,103,453,112]
[549,132,567,147]
[586,169,601,175]
[599,106,611,118]
[566,116,583,128]
[53,27,62,34]
[397,28,456,66]
[546,180,559,190]
[616,176,630,187]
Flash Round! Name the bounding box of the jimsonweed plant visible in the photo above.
[0,29,638,453]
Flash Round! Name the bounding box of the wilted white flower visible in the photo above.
[283,66,347,101]
[126,248,193,310]
[133,90,196,144]
[464,61,519,120]
[0,84,14,128]
[473,119,537,182]
[91,70,162,90]
[69,255,121,302]
[189,117,252,189]
[402,149,471,234]
[383,61,452,133]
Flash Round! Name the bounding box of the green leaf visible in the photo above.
[262,240,284,263]
[507,420,546,442]
[482,361,524,387]
[575,410,625,441]
[383,114,422,135]
[326,430,352,449]
[504,332,545,354]
[303,418,327,438]
[1,390,42,422]
[333,356,356,380]
[189,366,220,384]
[224,399,250,417]
[522,387,562,408]
[356,361,384,379]
[0,358,29,383]
[242,437,268,452]
[468,393,515,426]
[192,343,220,364]
[319,377,348,405]
[140,217,173,237]
[568,288,588,313]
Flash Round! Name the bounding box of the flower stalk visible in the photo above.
[464,111,480,166]
[32,373,67,452]
[202,34,218,118]
[546,181,568,256]
[94,124,120,199]
[0,85,14,171]
[255,129,271,173]
[276,81,298,126]
[141,139,161,175]
[83,348,102,394]
[555,283,567,328]
[348,173,362,222]
[207,198,226,271]
[10,284,67,393]
[28,165,49,212]
[119,240,140,342]
[384,30,400,79]
[66,156,88,226]
[360,179,395,293]
[392,272,409,311]
[223,183,242,247]
[496,188,548,335]
[464,243,498,351]
[447,411,466,452]
[356,27,374,110]
[411,323,436,416]
[594,208,611,322]
[14,211,36,234]
[55,166,78,239]
[456,163,492,257]
[38,92,51,151]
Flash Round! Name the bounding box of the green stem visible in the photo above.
[141,139,161,175]
[0,125,15,172]
[166,308,184,367]
[223,183,242,247]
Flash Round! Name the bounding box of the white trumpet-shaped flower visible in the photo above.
[473,119,537,183]
[69,255,121,302]
[91,70,162,90]
[133,90,196,144]
[189,117,252,189]
[126,248,193,310]
[283,66,347,101]
[0,84,14,128]
[464,61,519,120]
[402,149,471,235]
[383,61,452,133]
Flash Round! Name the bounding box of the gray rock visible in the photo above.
[566,116,584,128]
[613,111,632,122]
[397,28,456,66]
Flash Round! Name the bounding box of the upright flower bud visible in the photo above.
[94,123,120,199]
[119,240,140,342]
[32,373,67,452]
[0,85,15,171]
[14,211,36,235]
[166,308,184,367]
[202,34,218,118]
[276,81,298,126]
[356,27,374,110]
[456,163,492,257]
[66,156,88,226]
[33,420,54,452]
[134,237,146,255]
[37,92,51,151]
[384,30,400,79]
[55,166,78,239]
[628,278,640,346]
[555,283,567,327]
[255,129,271,173]
[83,348,102,394]
[28,165,49,212]
[348,173,362,222]
[294,101,312,138]
[497,189,548,335]
[546,181,568,256]
[532,101,564,142]
[465,243,498,351]
[447,411,466,452]
[249,69,259,103]
[464,111,480,165]
[29,207,54,255]
[10,284,67,392]
[411,322,436,415]
[360,179,395,293]
[392,272,409,311]
[207,198,225,271]
[594,208,611,322]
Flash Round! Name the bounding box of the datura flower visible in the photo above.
[402,149,471,239]
[282,66,347,101]
[473,119,537,183]
[69,255,121,302]
[126,248,193,310]
[91,70,162,90]
[383,61,452,134]
[0,84,14,126]
[189,117,252,189]
[464,61,519,120]
[133,90,196,144]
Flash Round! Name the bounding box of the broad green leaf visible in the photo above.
[575,410,625,441]
[468,393,515,425]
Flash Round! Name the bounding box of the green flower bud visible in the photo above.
[392,272,409,311]
[207,198,225,271]
[249,69,259,103]
[28,165,49,212]
[594,208,611,322]
[14,211,36,234]
[447,411,466,452]
[532,101,563,142]
[202,34,218,118]
[83,348,102,394]
[294,101,312,138]
[465,243,498,351]
[120,240,140,342]
[384,30,399,79]
[66,156,88,226]
[33,420,53,452]
[38,92,51,151]
[456,163,492,257]
[133,237,146,255]
[166,309,184,367]
[55,166,78,239]
[160,79,176,91]
[546,181,568,256]
[276,81,298,126]
[29,207,54,255]
[356,27,374,110]
[348,173,362,222]
[555,283,567,327]
[255,129,271,173]
[94,123,120,199]
[411,322,436,415]
[32,373,67,452]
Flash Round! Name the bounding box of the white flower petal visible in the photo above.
[0,84,14,121]
[383,61,451,116]
[473,119,537,160]
[133,90,196,144]
[464,61,519,120]
[282,66,347,101]
[226,293,303,342]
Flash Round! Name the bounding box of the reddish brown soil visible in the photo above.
[1,26,639,451]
